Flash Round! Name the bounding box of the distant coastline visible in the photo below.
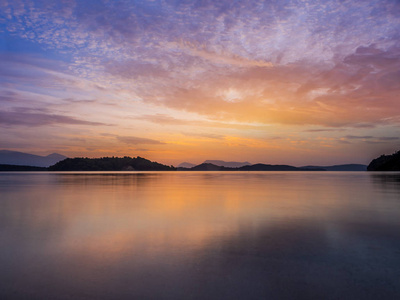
[3,149,400,172]
[0,164,47,171]
[177,163,366,171]
[0,157,367,172]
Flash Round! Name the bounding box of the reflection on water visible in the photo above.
[0,172,400,299]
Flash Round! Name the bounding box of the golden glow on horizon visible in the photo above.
[1,0,399,165]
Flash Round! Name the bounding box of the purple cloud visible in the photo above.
[1,0,400,162]
[345,135,374,139]
[117,136,165,145]
[0,110,106,126]
[343,135,399,143]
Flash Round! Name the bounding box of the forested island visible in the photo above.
[48,156,176,171]
[367,151,400,171]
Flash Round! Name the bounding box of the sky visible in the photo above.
[1,0,400,166]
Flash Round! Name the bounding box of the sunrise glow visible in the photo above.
[1,0,399,166]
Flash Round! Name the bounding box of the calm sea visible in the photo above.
[1,171,400,299]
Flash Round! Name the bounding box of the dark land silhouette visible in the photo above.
[178,163,325,171]
[203,160,251,168]
[0,164,47,171]
[179,160,367,171]
[0,158,369,172]
[178,160,251,168]
[0,150,66,167]
[367,151,400,171]
[301,164,367,171]
[48,156,176,171]
[3,150,396,172]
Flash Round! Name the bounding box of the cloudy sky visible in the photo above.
[1,0,399,166]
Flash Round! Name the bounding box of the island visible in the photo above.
[367,151,400,171]
[49,156,176,171]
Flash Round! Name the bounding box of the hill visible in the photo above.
[178,162,197,168]
[178,160,251,168]
[48,156,175,171]
[367,151,400,171]
[0,150,67,167]
[178,163,324,171]
[203,160,251,168]
[240,164,302,171]
[179,160,366,171]
[188,163,228,171]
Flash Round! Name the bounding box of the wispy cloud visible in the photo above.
[3,1,400,129]
[181,132,226,140]
[345,135,374,139]
[136,114,265,130]
[378,137,399,141]
[342,135,399,143]
[136,114,188,126]
[1,0,400,164]
[116,136,165,145]
[304,128,346,133]
[0,110,105,127]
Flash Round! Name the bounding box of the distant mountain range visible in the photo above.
[178,160,251,168]
[0,150,369,172]
[178,160,366,171]
[177,162,197,168]
[203,160,251,168]
[179,163,322,171]
[0,150,67,167]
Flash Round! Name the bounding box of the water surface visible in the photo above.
[1,171,400,299]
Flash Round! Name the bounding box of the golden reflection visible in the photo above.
[2,172,395,266]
